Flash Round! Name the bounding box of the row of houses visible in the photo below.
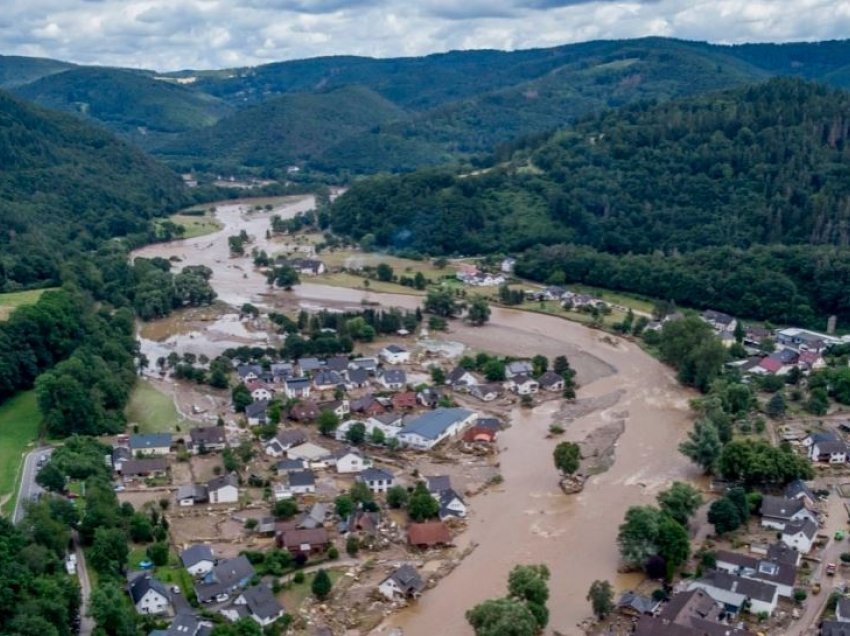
[446,364,565,398]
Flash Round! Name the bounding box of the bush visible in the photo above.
[793,588,807,604]
[840,553,850,563]
[327,546,339,560]
[293,571,305,584]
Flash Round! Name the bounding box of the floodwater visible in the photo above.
[131,199,700,635]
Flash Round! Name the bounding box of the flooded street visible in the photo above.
[131,200,699,635]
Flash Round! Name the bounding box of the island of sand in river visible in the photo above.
[132,196,700,635]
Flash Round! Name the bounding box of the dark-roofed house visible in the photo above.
[120,458,169,479]
[325,356,350,372]
[417,386,443,408]
[297,503,329,530]
[276,527,330,556]
[822,621,850,636]
[349,357,378,373]
[130,433,172,456]
[425,475,451,493]
[392,391,418,410]
[378,564,425,601]
[227,584,285,626]
[505,360,534,378]
[207,474,239,504]
[507,375,539,395]
[276,458,307,474]
[313,370,344,391]
[785,479,817,507]
[284,377,312,399]
[437,489,467,520]
[165,612,211,636]
[701,310,737,333]
[189,426,227,453]
[350,394,384,416]
[811,438,848,464]
[782,518,818,554]
[408,521,451,549]
[397,408,476,450]
[837,597,850,622]
[346,367,370,389]
[181,545,215,578]
[617,591,659,617]
[759,495,817,530]
[767,541,801,567]
[476,417,502,431]
[128,572,171,615]
[537,371,565,392]
[687,569,779,615]
[318,399,349,419]
[714,550,796,598]
[298,357,323,373]
[245,401,269,426]
[469,383,502,402]
[288,470,316,495]
[289,400,320,422]
[177,484,209,507]
[357,467,394,493]
[446,367,477,390]
[632,588,749,636]
[195,556,255,604]
[378,368,407,390]
[264,429,308,458]
[236,364,263,382]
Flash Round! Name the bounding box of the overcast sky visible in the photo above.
[3,0,850,71]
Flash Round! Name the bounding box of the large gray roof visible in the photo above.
[760,495,806,520]
[400,408,473,440]
[240,584,283,620]
[694,570,777,603]
[181,544,214,568]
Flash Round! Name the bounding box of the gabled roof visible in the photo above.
[511,374,537,386]
[130,433,172,450]
[408,521,451,546]
[212,556,255,588]
[166,612,204,636]
[446,367,474,385]
[702,309,735,325]
[693,570,777,603]
[821,621,850,636]
[288,470,316,488]
[785,479,815,501]
[766,542,800,565]
[287,442,331,461]
[425,475,451,493]
[245,401,269,418]
[181,545,214,568]
[782,517,818,539]
[537,370,564,387]
[207,473,238,492]
[237,364,263,379]
[439,488,465,517]
[359,467,394,482]
[383,344,407,354]
[760,495,806,520]
[476,417,502,431]
[382,564,425,593]
[380,368,407,384]
[617,591,657,614]
[324,356,350,372]
[276,458,307,472]
[285,377,311,389]
[128,573,170,604]
[121,458,169,476]
[506,360,534,374]
[189,426,226,445]
[399,408,473,441]
[278,527,329,549]
[298,357,322,371]
[313,370,343,386]
[346,367,369,384]
[176,484,208,502]
[240,584,284,620]
[270,429,308,448]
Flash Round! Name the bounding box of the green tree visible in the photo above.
[35,463,66,493]
[806,387,829,415]
[430,366,446,384]
[274,499,299,520]
[483,359,506,382]
[89,527,129,576]
[346,535,360,557]
[231,383,252,413]
[507,564,550,629]
[679,419,723,474]
[656,515,690,574]
[387,485,409,509]
[345,422,366,445]
[90,582,136,636]
[656,482,703,527]
[318,410,340,436]
[707,497,742,535]
[423,288,460,318]
[586,580,615,619]
[553,441,581,475]
[466,598,539,636]
[467,297,491,326]
[210,618,263,636]
[765,391,786,419]
[376,263,394,282]
[129,513,154,543]
[147,542,169,566]
[617,506,660,569]
[334,495,354,519]
[311,569,333,600]
[408,482,440,522]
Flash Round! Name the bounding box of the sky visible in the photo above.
[2,0,850,71]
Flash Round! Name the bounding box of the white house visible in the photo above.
[129,434,172,456]
[397,408,476,451]
[759,495,817,531]
[378,564,425,601]
[287,442,333,469]
[687,570,778,616]
[181,545,215,578]
[284,378,312,399]
[335,449,371,474]
[811,439,848,464]
[128,574,171,615]
[445,367,478,389]
[287,470,316,495]
[247,383,274,402]
[207,474,239,504]
[781,519,818,554]
[505,360,534,378]
[264,429,308,458]
[508,375,539,395]
[714,550,796,599]
[437,488,467,520]
[380,344,411,365]
[228,584,285,626]
[378,368,407,390]
[245,401,269,426]
[357,467,394,493]
[176,484,209,507]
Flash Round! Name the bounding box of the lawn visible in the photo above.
[280,569,344,611]
[161,213,223,240]
[125,380,187,434]
[0,288,57,321]
[0,391,41,514]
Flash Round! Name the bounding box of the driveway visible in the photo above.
[12,446,52,524]
[73,531,95,636]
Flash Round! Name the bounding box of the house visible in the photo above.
[164,612,211,636]
[349,357,378,373]
[378,564,426,601]
[446,367,478,390]
[633,589,746,636]
[505,360,534,378]
[195,556,255,604]
[345,367,370,389]
[785,479,817,507]
[767,541,801,567]
[207,474,239,504]
[264,429,308,457]
[357,467,394,493]
[714,550,796,598]
[837,597,850,622]
[270,362,295,382]
[228,584,285,626]
[289,400,320,422]
[397,408,476,450]
[380,344,411,365]
[687,570,779,616]
[408,521,452,548]
[759,495,817,530]
[111,446,131,472]
[276,458,307,474]
[245,380,274,402]
[756,356,785,375]
[189,426,227,453]
[701,310,737,333]
[236,364,263,382]
[324,356,350,372]
[350,395,385,416]
[288,470,316,495]
[537,371,565,392]
[476,417,502,431]
[507,375,539,395]
[283,258,325,276]
[313,370,344,391]
[798,350,826,372]
[378,368,407,390]
[811,437,848,463]
[776,327,840,352]
[425,475,452,494]
[181,545,215,578]
[501,257,516,273]
[298,357,323,373]
[417,386,443,408]
[463,425,497,443]
[177,484,209,507]
[372,412,404,428]
[334,448,371,474]
[469,383,502,402]
[276,527,330,556]
[822,621,850,636]
[616,591,659,617]
[392,391,418,410]
[130,434,172,456]
[287,442,333,468]
[781,518,818,553]
[339,509,381,535]
[284,378,312,399]
[128,573,171,615]
[297,503,329,530]
[319,399,349,419]
[245,401,269,426]
[120,458,169,479]
[437,489,467,520]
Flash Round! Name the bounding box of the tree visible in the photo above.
[147,542,169,566]
[376,263,394,282]
[274,499,299,520]
[312,569,333,600]
[617,506,660,569]
[727,486,750,523]
[129,512,154,543]
[90,582,136,636]
[408,482,440,521]
[210,617,263,636]
[345,535,359,557]
[657,482,703,527]
[766,391,786,419]
[507,564,550,629]
[430,366,446,384]
[656,515,690,574]
[553,441,581,475]
[387,485,409,509]
[806,387,829,415]
[35,463,66,492]
[483,359,506,382]
[586,580,615,619]
[317,410,340,436]
[350,481,373,505]
[231,383,252,413]
[423,288,460,318]
[467,297,491,326]
[466,598,539,636]
[370,426,386,445]
[707,497,742,535]
[679,419,722,474]
[89,527,129,575]
[334,495,354,519]
[531,355,548,377]
[345,422,366,445]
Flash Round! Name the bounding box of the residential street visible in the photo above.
[12,446,51,524]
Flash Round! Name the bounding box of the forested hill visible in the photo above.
[0,90,186,290]
[0,55,74,88]
[330,79,850,255]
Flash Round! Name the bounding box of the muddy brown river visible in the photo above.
[132,198,699,635]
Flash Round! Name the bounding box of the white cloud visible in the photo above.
[0,0,848,71]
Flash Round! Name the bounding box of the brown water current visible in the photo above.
[131,199,699,635]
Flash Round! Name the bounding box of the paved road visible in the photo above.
[73,531,95,636]
[12,446,52,524]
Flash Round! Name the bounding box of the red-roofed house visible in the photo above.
[408,521,452,548]
[392,392,418,410]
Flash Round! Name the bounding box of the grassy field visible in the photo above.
[0,391,41,514]
[0,288,57,321]
[160,213,223,240]
[125,380,186,434]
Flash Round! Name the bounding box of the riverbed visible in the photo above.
[131,197,699,635]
